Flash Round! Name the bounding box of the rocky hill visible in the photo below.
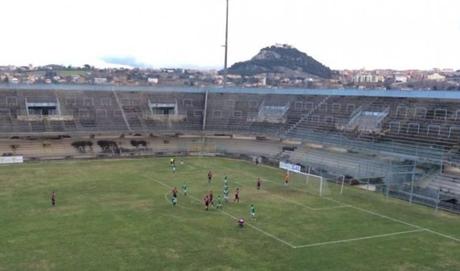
[226,44,333,79]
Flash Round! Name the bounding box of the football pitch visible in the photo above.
[1,157,460,271]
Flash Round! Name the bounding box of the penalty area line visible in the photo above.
[246,176,349,210]
[253,177,460,244]
[269,192,351,211]
[151,178,296,248]
[230,171,350,211]
[219,209,296,248]
[294,229,426,249]
[348,205,460,243]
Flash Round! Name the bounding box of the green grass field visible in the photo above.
[1,157,460,271]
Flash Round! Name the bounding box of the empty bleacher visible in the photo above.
[286,147,391,179]
[1,85,460,201]
[428,174,460,196]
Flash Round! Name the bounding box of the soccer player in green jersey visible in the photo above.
[216,195,223,209]
[223,186,229,202]
[224,176,228,185]
[182,183,188,196]
[250,204,256,218]
[171,196,177,207]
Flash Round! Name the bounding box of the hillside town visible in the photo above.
[1,64,459,90]
[2,44,459,90]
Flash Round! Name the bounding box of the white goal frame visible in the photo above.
[279,162,325,196]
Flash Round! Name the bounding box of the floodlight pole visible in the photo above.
[223,0,229,87]
[224,0,229,70]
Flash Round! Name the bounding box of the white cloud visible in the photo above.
[0,0,459,70]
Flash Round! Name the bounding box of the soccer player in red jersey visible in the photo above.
[256,178,261,190]
[171,187,178,198]
[208,191,214,206]
[234,187,240,203]
[204,195,210,211]
[207,170,213,184]
[50,191,56,207]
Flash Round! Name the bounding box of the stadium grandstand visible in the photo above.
[1,83,460,213]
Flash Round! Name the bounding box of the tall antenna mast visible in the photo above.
[224,0,229,69]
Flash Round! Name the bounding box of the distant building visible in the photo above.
[394,75,408,83]
[273,43,294,49]
[72,75,81,83]
[227,74,242,80]
[254,75,267,86]
[147,77,159,84]
[26,75,37,84]
[94,77,108,84]
[353,74,384,83]
[442,68,455,73]
[427,73,446,81]
[0,66,15,71]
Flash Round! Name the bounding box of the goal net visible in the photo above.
[279,161,330,197]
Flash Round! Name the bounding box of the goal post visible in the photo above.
[279,161,326,197]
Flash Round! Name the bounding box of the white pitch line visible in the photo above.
[152,178,174,189]
[349,206,422,229]
[254,176,460,243]
[151,178,296,248]
[233,180,331,211]
[230,170,351,211]
[219,209,296,248]
[232,178,452,246]
[343,205,460,243]
[313,205,352,210]
[422,228,460,242]
[294,229,426,248]
[250,177,348,209]
[268,191,350,211]
[152,171,460,245]
[275,194,351,211]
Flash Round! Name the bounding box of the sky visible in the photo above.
[0,0,459,70]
